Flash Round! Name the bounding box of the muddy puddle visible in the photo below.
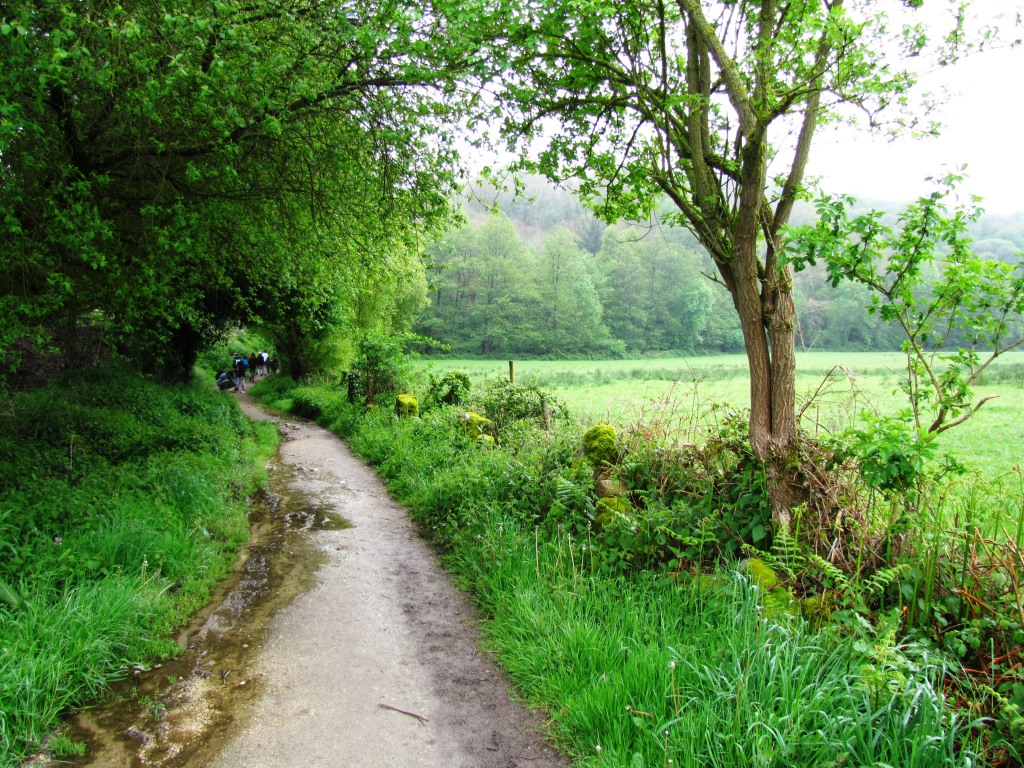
[48,455,351,768]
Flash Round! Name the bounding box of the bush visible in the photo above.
[352,333,416,405]
[476,379,565,432]
[426,369,472,407]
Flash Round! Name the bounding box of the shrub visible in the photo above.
[352,333,416,405]
[427,369,472,408]
[476,379,565,432]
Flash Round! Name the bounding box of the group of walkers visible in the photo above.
[215,351,276,392]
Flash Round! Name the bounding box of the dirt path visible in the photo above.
[211,398,568,767]
[60,396,569,768]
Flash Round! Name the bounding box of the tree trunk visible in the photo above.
[766,281,799,531]
[731,135,800,530]
[164,325,203,383]
[733,136,775,461]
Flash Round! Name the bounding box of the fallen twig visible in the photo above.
[378,703,429,725]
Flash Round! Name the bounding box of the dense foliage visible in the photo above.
[416,210,733,357]
[0,366,275,764]
[414,178,1024,359]
[0,0,466,382]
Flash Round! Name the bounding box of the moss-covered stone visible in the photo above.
[739,557,780,591]
[800,593,834,628]
[594,495,633,527]
[459,411,494,440]
[582,423,618,467]
[394,394,419,418]
[595,475,628,499]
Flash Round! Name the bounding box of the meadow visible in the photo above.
[418,351,1024,478]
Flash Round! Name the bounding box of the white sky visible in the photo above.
[465,1,1024,215]
[808,7,1024,214]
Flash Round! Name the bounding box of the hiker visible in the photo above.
[232,354,247,392]
[248,352,259,383]
[215,370,233,390]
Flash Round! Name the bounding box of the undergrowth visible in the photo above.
[0,365,274,765]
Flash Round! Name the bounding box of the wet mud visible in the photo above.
[56,457,348,768]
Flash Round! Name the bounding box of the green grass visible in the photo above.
[419,352,1024,477]
[254,375,1023,765]
[456,518,980,768]
[0,366,275,765]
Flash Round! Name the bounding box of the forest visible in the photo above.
[416,178,1024,357]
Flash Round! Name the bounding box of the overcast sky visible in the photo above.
[807,7,1024,214]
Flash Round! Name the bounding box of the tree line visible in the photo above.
[415,179,1024,358]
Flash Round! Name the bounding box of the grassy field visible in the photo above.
[418,351,1024,477]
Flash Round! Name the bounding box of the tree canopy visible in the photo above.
[1,0,468,380]
[475,0,990,521]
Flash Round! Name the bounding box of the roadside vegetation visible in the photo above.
[420,352,1024,478]
[0,366,275,766]
[252,343,1023,767]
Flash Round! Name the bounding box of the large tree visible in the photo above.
[485,0,977,522]
[0,0,466,380]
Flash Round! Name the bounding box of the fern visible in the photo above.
[861,563,911,599]
[742,526,806,581]
[553,475,593,517]
[807,552,851,593]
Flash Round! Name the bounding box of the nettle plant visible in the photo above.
[787,178,1024,450]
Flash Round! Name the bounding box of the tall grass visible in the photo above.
[441,495,980,768]
[0,578,173,755]
[0,366,275,764]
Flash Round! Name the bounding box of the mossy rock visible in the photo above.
[395,394,419,418]
[594,495,633,527]
[460,411,494,439]
[739,557,780,591]
[595,475,628,499]
[582,423,618,467]
[800,593,834,628]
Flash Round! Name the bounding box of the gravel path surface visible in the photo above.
[206,397,569,768]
